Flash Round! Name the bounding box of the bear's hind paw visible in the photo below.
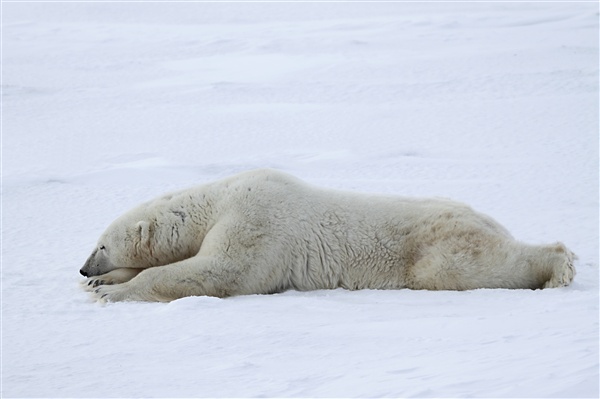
[543,251,576,289]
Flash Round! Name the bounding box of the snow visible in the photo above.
[2,1,598,397]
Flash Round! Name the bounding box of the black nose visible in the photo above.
[80,269,88,277]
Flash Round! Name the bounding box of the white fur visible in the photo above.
[80,169,576,302]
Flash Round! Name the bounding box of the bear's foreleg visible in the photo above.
[91,255,282,303]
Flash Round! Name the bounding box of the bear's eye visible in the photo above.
[99,245,106,251]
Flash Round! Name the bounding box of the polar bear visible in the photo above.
[81,169,576,302]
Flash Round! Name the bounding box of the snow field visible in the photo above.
[2,1,598,397]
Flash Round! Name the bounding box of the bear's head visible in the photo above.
[80,213,156,277]
[79,198,178,278]
[80,197,198,278]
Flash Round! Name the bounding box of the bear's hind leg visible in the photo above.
[406,240,576,291]
[405,245,494,291]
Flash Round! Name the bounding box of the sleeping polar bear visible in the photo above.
[81,169,576,302]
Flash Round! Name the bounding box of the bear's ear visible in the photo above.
[136,221,151,245]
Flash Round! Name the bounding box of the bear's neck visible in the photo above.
[153,185,220,261]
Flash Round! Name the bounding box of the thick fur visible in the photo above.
[80,169,576,302]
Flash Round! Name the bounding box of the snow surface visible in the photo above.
[2,1,599,397]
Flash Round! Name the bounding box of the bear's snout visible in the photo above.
[81,248,116,277]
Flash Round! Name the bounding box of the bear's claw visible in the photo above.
[81,277,110,291]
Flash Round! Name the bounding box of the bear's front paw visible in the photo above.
[92,284,131,303]
[81,277,110,291]
[81,268,144,292]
